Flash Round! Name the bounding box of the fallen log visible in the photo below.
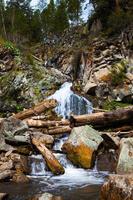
[13,99,57,120]
[32,138,65,175]
[48,126,71,135]
[25,119,70,128]
[70,107,133,128]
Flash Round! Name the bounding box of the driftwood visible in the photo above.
[32,138,65,175]
[13,99,57,120]
[38,126,71,135]
[48,126,71,135]
[70,107,133,128]
[25,119,70,128]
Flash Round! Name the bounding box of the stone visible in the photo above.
[0,160,13,172]
[12,172,30,183]
[117,138,133,174]
[94,68,111,82]
[0,134,15,152]
[102,133,120,149]
[29,193,63,200]
[83,82,97,95]
[100,175,133,200]
[0,117,28,138]
[62,125,103,168]
[12,163,30,183]
[0,170,14,181]
[10,153,29,174]
[0,193,8,200]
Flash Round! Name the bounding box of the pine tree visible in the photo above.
[55,0,69,33]
[66,0,85,25]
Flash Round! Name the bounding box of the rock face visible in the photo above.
[100,175,133,200]
[62,125,103,168]
[117,138,133,174]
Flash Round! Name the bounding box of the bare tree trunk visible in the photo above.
[13,99,57,120]
[70,107,133,128]
[32,138,65,175]
[0,0,7,39]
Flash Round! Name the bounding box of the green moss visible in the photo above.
[103,100,132,111]
[110,60,127,86]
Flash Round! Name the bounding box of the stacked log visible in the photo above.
[13,99,57,120]
[70,107,133,129]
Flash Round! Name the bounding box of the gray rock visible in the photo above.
[117,138,133,174]
[0,117,28,138]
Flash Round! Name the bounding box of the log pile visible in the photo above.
[70,107,133,129]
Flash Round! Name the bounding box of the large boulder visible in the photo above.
[117,138,133,174]
[62,125,103,168]
[0,117,28,138]
[100,175,133,200]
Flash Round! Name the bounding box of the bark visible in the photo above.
[13,99,57,120]
[32,138,65,175]
[48,126,71,135]
[70,107,133,128]
[25,119,70,128]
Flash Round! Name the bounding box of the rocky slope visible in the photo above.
[0,24,133,117]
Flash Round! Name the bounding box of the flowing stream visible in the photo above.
[0,82,108,200]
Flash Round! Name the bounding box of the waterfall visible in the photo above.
[48,82,93,118]
[30,82,107,188]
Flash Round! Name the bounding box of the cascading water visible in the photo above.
[30,82,108,190]
[0,82,109,200]
[48,82,93,118]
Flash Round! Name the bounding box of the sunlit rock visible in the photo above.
[62,125,103,168]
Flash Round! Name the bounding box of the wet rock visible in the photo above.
[62,125,103,168]
[100,175,133,200]
[12,163,30,183]
[10,153,29,174]
[0,170,14,181]
[0,160,13,172]
[0,117,28,138]
[29,193,63,200]
[117,138,133,174]
[0,193,8,200]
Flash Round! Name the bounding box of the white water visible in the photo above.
[48,82,93,118]
[30,82,108,188]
